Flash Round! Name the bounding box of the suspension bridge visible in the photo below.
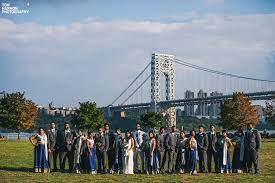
[104,53,275,127]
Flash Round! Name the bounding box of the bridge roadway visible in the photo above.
[107,91,275,111]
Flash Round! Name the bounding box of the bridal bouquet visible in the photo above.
[121,138,129,156]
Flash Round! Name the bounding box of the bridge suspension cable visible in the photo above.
[174,58,275,83]
[121,74,151,105]
[110,62,151,106]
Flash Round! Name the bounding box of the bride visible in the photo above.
[122,130,135,174]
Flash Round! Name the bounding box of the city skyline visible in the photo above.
[1,0,275,107]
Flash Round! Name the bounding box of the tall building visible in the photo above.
[184,90,195,116]
[209,91,223,117]
[197,89,208,116]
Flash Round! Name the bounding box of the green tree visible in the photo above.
[72,101,105,131]
[265,99,275,126]
[140,112,164,129]
[0,92,38,139]
[220,92,259,130]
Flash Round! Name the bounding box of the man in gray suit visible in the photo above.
[244,123,261,174]
[156,127,166,173]
[132,122,146,173]
[207,125,218,173]
[196,125,209,173]
[57,122,76,173]
[47,121,59,172]
[96,126,109,174]
[165,126,178,174]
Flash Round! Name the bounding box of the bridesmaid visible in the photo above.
[123,130,135,174]
[82,131,97,174]
[176,130,188,173]
[232,129,245,173]
[187,129,198,175]
[145,131,158,174]
[218,129,233,174]
[29,127,50,173]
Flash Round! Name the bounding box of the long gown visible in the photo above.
[145,138,158,173]
[83,139,97,173]
[123,138,134,174]
[33,134,49,173]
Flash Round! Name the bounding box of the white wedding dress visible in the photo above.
[123,138,134,174]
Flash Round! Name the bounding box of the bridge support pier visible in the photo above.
[151,53,176,128]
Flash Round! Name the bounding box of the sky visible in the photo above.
[0,0,275,107]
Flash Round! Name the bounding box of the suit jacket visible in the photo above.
[207,132,217,152]
[244,129,261,151]
[156,133,166,152]
[57,129,76,152]
[47,128,58,151]
[95,133,109,152]
[113,133,123,152]
[196,132,209,151]
[132,130,146,149]
[165,133,178,151]
[105,131,114,151]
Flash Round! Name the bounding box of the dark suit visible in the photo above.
[96,133,109,173]
[105,131,114,172]
[156,133,166,173]
[113,133,123,172]
[47,128,59,171]
[196,132,209,172]
[244,129,261,173]
[57,129,76,172]
[165,133,178,173]
[207,132,218,172]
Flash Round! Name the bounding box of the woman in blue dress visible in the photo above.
[187,129,198,175]
[29,127,50,173]
[144,131,158,174]
[82,131,97,174]
[176,130,188,173]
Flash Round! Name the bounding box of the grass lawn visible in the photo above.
[0,139,274,183]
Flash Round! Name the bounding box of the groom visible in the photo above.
[132,122,145,173]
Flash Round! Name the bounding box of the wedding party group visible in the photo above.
[29,121,261,175]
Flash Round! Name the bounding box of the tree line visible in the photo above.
[0,91,274,139]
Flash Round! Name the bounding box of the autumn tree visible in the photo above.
[140,112,164,129]
[0,92,38,139]
[72,101,105,131]
[265,99,275,126]
[220,92,259,130]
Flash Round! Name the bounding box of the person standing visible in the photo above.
[187,129,198,175]
[113,127,124,174]
[207,125,218,173]
[82,131,97,174]
[72,129,85,174]
[165,126,178,174]
[156,127,166,174]
[104,122,114,173]
[123,130,135,174]
[57,122,76,173]
[95,127,109,174]
[176,130,188,173]
[244,123,261,174]
[218,130,233,174]
[46,121,59,172]
[232,129,245,173]
[144,131,158,174]
[196,125,208,173]
[29,127,50,173]
[132,122,146,173]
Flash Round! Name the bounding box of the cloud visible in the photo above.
[203,0,224,4]
[0,13,275,106]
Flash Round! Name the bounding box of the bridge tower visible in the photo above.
[151,53,176,127]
